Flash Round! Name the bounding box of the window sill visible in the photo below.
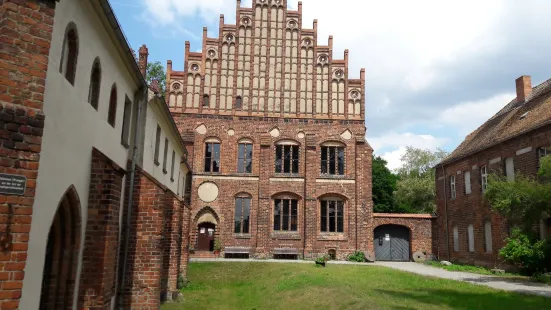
[318,233,347,241]
[273,173,301,178]
[271,232,301,240]
[234,234,252,239]
[319,174,347,179]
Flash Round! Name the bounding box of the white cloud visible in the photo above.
[370,133,449,171]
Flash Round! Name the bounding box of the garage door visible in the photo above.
[374,225,410,261]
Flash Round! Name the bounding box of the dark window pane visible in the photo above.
[329,201,336,232]
[329,147,336,175]
[245,159,252,173]
[238,144,245,159]
[321,200,327,232]
[291,200,298,231]
[243,198,250,234]
[338,148,345,175]
[274,200,281,231]
[275,145,283,173]
[282,199,290,231]
[234,198,242,233]
[337,201,344,232]
[212,143,220,172]
[238,159,244,173]
[321,147,328,174]
[292,146,299,173]
[284,145,291,173]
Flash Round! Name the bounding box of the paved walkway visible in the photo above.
[375,261,551,298]
[190,258,551,298]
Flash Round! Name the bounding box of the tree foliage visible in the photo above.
[372,156,399,213]
[146,61,166,94]
[499,229,551,275]
[394,147,448,214]
[485,155,551,232]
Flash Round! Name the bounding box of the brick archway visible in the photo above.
[192,207,220,251]
[40,185,81,309]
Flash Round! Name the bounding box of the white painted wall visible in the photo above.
[21,1,140,308]
[141,93,189,197]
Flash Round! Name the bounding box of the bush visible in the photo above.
[499,229,551,275]
[315,255,330,264]
[347,251,366,262]
[177,273,188,290]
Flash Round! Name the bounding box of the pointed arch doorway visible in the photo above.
[40,186,81,309]
[194,209,219,252]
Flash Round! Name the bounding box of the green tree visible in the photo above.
[485,155,551,232]
[394,147,448,214]
[146,61,166,94]
[372,156,399,213]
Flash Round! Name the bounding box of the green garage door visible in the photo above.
[374,225,410,261]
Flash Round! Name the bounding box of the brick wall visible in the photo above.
[436,124,551,268]
[0,0,56,308]
[118,166,189,309]
[372,214,436,257]
[175,114,372,259]
[79,148,125,309]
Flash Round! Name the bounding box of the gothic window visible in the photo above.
[321,143,345,175]
[274,198,298,232]
[162,137,168,174]
[236,96,243,109]
[170,150,176,182]
[238,141,253,173]
[204,139,221,173]
[234,196,251,234]
[275,141,299,174]
[203,95,210,107]
[121,96,132,147]
[88,58,101,110]
[60,23,78,85]
[154,125,161,165]
[320,199,344,233]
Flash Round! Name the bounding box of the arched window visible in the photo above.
[60,23,79,85]
[321,142,345,175]
[273,194,299,232]
[467,224,474,252]
[235,96,242,109]
[275,140,299,174]
[204,138,221,173]
[234,194,252,234]
[107,84,117,127]
[320,197,344,233]
[484,221,492,253]
[203,95,210,107]
[88,58,101,110]
[238,138,253,173]
[453,226,459,252]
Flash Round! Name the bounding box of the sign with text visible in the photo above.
[0,173,27,196]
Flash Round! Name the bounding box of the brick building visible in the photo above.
[436,75,551,268]
[167,0,436,261]
[1,0,190,309]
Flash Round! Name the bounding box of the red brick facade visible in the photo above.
[0,0,55,308]
[436,83,551,268]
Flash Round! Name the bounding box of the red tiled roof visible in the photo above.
[442,78,551,165]
[372,213,435,219]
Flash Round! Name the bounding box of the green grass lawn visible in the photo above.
[162,262,549,310]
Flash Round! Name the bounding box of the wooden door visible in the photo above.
[197,223,215,251]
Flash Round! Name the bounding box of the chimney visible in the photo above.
[138,44,149,77]
[150,79,160,94]
[515,75,532,103]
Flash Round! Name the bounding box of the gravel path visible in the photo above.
[375,261,551,298]
[190,258,551,298]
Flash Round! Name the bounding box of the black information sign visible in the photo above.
[0,173,27,196]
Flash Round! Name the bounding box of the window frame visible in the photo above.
[203,94,210,108]
[121,96,132,147]
[107,84,117,127]
[450,175,456,199]
[320,144,345,176]
[320,198,345,233]
[273,198,299,232]
[204,140,221,173]
[464,171,472,195]
[480,166,488,193]
[538,146,550,167]
[88,58,101,110]
[467,224,475,252]
[453,225,459,252]
[60,23,79,85]
[237,142,253,173]
[170,150,176,182]
[235,96,242,110]
[484,221,493,253]
[162,137,169,174]
[275,142,299,174]
[154,125,161,166]
[234,196,252,234]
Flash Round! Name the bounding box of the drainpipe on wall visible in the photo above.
[302,142,307,259]
[440,164,450,261]
[118,86,146,309]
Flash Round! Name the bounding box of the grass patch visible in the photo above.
[423,261,524,278]
[161,262,549,310]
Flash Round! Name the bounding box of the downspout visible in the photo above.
[440,164,450,261]
[118,86,146,309]
[354,142,359,251]
[302,143,307,259]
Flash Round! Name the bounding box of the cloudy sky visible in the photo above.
[112,0,551,170]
